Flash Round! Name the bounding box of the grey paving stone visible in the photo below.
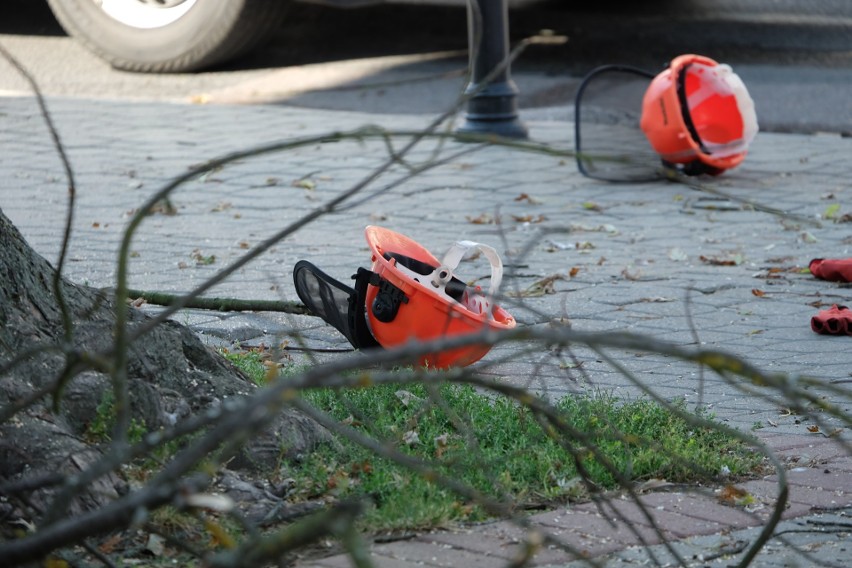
[744,478,852,513]
[480,520,628,562]
[372,538,509,567]
[535,507,671,548]
[641,491,762,529]
[305,551,436,568]
[767,466,852,493]
[567,509,852,568]
[824,457,852,473]
[567,497,694,540]
[3,95,852,568]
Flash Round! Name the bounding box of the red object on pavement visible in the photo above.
[809,258,852,282]
[811,304,852,336]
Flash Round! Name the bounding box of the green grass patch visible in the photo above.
[225,354,764,533]
[221,348,269,385]
[84,391,148,444]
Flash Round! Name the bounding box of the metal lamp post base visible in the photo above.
[456,0,528,140]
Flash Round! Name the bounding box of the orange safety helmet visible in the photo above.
[293,226,515,369]
[364,226,515,368]
[640,54,758,175]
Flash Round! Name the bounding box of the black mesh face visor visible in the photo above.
[293,260,380,350]
[574,64,661,182]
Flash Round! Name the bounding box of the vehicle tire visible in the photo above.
[45,0,290,73]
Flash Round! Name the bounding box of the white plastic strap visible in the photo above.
[432,240,504,318]
[390,240,504,316]
[432,240,503,298]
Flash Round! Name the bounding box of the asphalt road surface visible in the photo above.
[1,0,851,134]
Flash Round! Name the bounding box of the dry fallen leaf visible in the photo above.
[510,274,566,297]
[569,222,618,234]
[700,254,743,266]
[621,268,642,281]
[514,192,543,204]
[434,433,450,458]
[292,178,316,190]
[466,213,495,225]
[751,289,766,297]
[511,214,547,224]
[99,534,122,554]
[191,249,216,266]
[150,198,178,216]
[718,484,754,506]
[342,414,362,427]
[204,518,236,549]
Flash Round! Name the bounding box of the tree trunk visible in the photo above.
[0,208,330,528]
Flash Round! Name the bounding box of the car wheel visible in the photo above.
[46,0,289,73]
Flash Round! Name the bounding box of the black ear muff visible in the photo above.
[367,270,408,323]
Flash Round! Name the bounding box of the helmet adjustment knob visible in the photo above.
[370,277,408,323]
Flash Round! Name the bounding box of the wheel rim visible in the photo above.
[96,0,199,29]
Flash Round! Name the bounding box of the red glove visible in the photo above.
[811,304,852,335]
[809,258,852,282]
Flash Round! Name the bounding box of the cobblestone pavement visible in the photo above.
[2,95,851,566]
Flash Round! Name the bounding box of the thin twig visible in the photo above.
[126,289,310,314]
